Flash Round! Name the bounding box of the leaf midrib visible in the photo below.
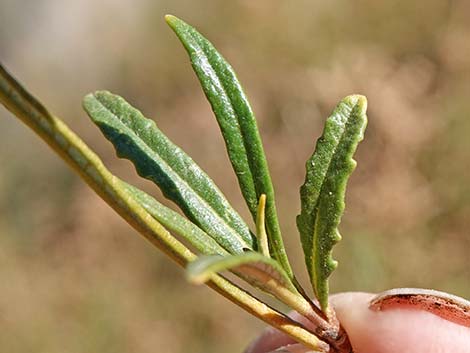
[94,97,252,251]
[188,30,258,201]
[310,101,357,280]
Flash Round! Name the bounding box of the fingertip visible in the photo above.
[331,292,470,353]
[247,292,470,353]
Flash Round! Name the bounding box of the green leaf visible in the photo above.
[166,15,292,278]
[121,181,228,256]
[296,95,367,312]
[83,91,255,254]
[187,252,296,293]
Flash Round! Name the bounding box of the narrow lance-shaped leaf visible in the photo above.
[166,15,292,278]
[187,252,296,293]
[121,181,228,256]
[297,95,367,312]
[83,91,255,254]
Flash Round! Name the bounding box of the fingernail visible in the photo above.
[369,288,470,327]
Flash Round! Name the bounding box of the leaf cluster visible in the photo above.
[0,15,367,352]
[82,15,367,350]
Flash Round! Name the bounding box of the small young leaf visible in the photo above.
[166,15,292,278]
[297,95,367,312]
[256,194,270,257]
[121,181,228,256]
[83,91,255,254]
[187,252,296,293]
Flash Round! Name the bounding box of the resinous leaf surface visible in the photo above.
[83,91,255,254]
[297,95,367,312]
[166,15,292,278]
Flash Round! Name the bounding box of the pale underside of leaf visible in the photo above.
[166,15,292,278]
[187,252,296,293]
[121,181,228,256]
[297,95,367,312]
[83,91,255,254]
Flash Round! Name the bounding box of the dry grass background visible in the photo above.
[1,1,470,352]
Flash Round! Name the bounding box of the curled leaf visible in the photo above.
[297,95,367,312]
[187,252,296,293]
[83,91,255,254]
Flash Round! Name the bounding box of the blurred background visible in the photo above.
[1,0,470,352]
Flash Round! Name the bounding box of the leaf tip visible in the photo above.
[94,90,113,100]
[165,14,183,30]
[344,94,368,113]
[82,92,101,113]
[82,92,94,107]
[258,194,267,215]
[83,90,110,103]
[164,14,176,24]
[82,90,114,116]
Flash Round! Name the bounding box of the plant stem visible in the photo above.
[208,276,329,351]
[0,64,329,352]
[239,266,336,340]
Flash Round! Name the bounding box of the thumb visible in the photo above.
[332,291,470,353]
